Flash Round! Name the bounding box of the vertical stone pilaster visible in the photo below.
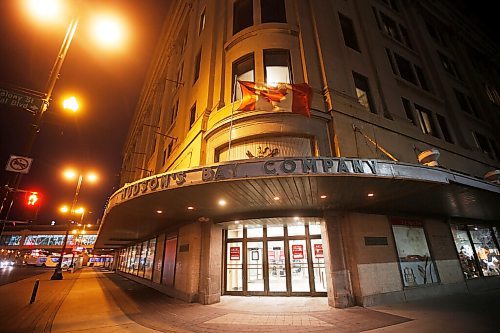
[198,217,223,304]
[322,212,355,308]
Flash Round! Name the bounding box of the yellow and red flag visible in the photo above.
[236,81,312,117]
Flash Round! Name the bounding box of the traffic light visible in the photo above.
[26,192,40,207]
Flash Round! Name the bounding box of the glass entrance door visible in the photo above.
[268,240,287,292]
[224,221,326,296]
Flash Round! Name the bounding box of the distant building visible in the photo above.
[96,0,500,308]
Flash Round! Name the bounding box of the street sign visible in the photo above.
[0,87,44,113]
[5,155,33,174]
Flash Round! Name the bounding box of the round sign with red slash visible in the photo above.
[5,155,33,174]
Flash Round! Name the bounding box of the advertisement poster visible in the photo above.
[314,244,324,258]
[230,246,240,260]
[292,244,304,259]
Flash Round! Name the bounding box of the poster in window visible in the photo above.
[314,243,324,258]
[292,244,304,259]
[392,224,438,287]
[230,246,240,260]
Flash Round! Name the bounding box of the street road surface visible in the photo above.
[0,265,51,286]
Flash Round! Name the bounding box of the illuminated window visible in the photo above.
[353,72,377,114]
[264,49,292,86]
[415,104,438,137]
[233,0,253,34]
[232,53,254,100]
[261,0,286,24]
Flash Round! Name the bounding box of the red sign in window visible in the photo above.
[230,246,240,260]
[314,244,323,258]
[292,244,304,259]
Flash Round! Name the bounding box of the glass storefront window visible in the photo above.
[288,224,305,236]
[289,239,309,292]
[139,241,148,277]
[247,241,264,291]
[133,243,141,274]
[469,226,500,276]
[450,225,480,279]
[226,242,243,291]
[392,221,438,287]
[308,223,322,236]
[246,225,263,238]
[127,246,135,274]
[310,239,326,292]
[227,225,243,238]
[267,225,284,237]
[144,238,156,280]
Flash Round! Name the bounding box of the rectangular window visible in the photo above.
[199,8,206,35]
[193,49,201,83]
[380,12,402,42]
[439,53,461,79]
[167,141,173,158]
[415,104,438,137]
[189,103,196,128]
[176,64,183,88]
[450,225,480,279]
[339,13,360,52]
[394,53,417,85]
[454,89,480,118]
[473,131,494,158]
[436,114,453,143]
[233,0,253,34]
[386,48,397,74]
[264,49,292,85]
[170,100,179,125]
[426,22,447,46]
[162,149,167,165]
[469,226,500,277]
[144,238,156,280]
[232,53,255,100]
[488,138,500,160]
[399,25,413,49]
[401,97,416,125]
[353,72,377,114]
[414,65,430,91]
[391,219,438,287]
[261,0,286,23]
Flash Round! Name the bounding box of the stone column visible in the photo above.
[198,217,223,304]
[322,212,355,308]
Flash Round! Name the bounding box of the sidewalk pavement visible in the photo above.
[0,267,498,332]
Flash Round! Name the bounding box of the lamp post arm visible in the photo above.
[71,174,83,212]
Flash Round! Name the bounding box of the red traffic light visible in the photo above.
[26,192,40,206]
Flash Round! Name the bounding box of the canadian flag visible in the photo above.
[237,81,312,117]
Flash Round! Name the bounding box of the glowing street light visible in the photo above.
[63,96,79,112]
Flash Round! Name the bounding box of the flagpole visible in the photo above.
[228,75,238,161]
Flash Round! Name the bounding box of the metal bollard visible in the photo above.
[30,279,40,304]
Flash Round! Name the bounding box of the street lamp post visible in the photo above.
[51,171,96,280]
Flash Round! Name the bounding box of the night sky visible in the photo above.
[0,0,169,225]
